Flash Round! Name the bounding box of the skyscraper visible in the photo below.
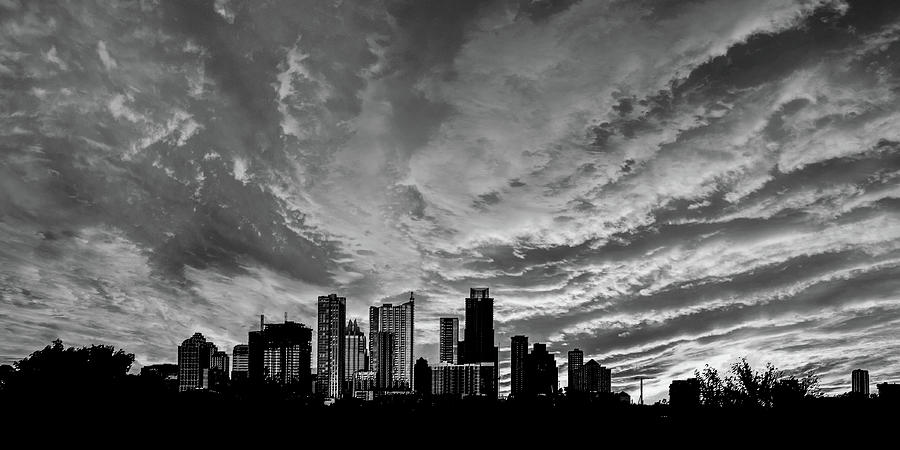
[583,359,601,393]
[852,369,870,396]
[525,343,557,396]
[567,348,583,393]
[439,317,459,364]
[177,332,217,392]
[459,287,498,397]
[431,362,497,397]
[231,344,249,381]
[461,288,495,363]
[414,357,432,396]
[344,319,368,387]
[581,359,611,394]
[317,294,346,399]
[369,293,415,390]
[211,350,230,379]
[510,335,528,397]
[248,316,312,389]
[374,331,395,390]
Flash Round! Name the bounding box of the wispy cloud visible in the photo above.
[2,0,900,401]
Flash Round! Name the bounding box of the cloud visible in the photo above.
[3,0,900,402]
[96,40,117,70]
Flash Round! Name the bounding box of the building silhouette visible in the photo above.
[177,332,218,392]
[877,382,900,401]
[369,293,415,390]
[669,378,700,408]
[510,335,528,397]
[414,357,432,395]
[211,350,230,378]
[140,363,178,391]
[231,344,249,381]
[852,369,869,396]
[458,288,498,397]
[439,317,459,364]
[525,343,557,396]
[344,319,368,393]
[353,370,377,400]
[317,294,346,399]
[374,330,395,390]
[431,362,496,397]
[248,316,312,390]
[567,348,583,393]
[582,359,611,393]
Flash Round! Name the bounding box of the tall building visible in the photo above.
[231,344,249,381]
[414,357,432,395]
[211,350,230,378]
[510,335,528,397]
[525,343,557,396]
[317,294,346,399]
[567,348,584,393]
[369,293,415,390]
[583,359,601,393]
[177,332,217,392]
[852,369,869,396]
[344,319,368,388]
[431,362,497,397]
[459,288,498,397]
[439,317,459,364]
[248,315,313,389]
[669,378,700,408]
[373,331,395,390]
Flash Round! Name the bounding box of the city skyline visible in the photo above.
[3,0,900,406]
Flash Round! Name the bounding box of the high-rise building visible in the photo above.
[600,365,611,393]
[852,369,869,396]
[431,362,497,397]
[373,331,395,390]
[414,357,432,395]
[459,288,498,397]
[581,359,611,394]
[317,294,346,399]
[211,350,230,378]
[567,348,584,393]
[177,332,217,392]
[248,316,313,389]
[525,343,557,396]
[344,319,368,387]
[510,335,528,397]
[583,359,600,393]
[369,293,415,390]
[669,378,700,408]
[439,317,459,364]
[231,344,249,381]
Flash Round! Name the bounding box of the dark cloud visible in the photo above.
[3,0,900,400]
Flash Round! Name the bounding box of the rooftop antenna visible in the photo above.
[260,314,265,331]
[284,311,288,323]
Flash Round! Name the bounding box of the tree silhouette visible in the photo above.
[0,339,135,401]
[695,357,819,408]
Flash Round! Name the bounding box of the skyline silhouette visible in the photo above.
[3,0,900,407]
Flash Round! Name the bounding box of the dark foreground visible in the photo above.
[1,394,897,445]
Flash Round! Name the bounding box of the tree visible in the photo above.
[1,339,135,400]
[695,357,819,408]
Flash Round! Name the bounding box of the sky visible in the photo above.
[2,0,900,402]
